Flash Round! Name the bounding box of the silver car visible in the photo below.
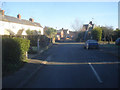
[84,40,99,49]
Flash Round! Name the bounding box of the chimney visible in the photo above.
[89,21,92,25]
[2,10,4,16]
[29,18,34,22]
[0,10,5,16]
[17,14,21,19]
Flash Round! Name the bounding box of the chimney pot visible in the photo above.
[2,10,4,16]
[89,21,92,25]
[0,10,5,16]
[29,18,34,22]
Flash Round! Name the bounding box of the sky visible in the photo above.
[1,2,118,30]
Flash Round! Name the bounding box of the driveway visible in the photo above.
[24,43,119,88]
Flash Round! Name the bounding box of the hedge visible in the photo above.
[27,35,50,47]
[27,35,38,46]
[2,37,30,63]
[39,35,50,48]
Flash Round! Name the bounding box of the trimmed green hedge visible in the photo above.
[27,35,38,46]
[2,37,30,63]
[39,35,50,48]
[27,35,50,47]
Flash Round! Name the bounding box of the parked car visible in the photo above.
[84,40,99,49]
[115,38,120,45]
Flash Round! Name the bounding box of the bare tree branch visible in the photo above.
[71,18,83,31]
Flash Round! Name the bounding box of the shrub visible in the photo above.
[2,37,30,76]
[39,35,50,48]
[27,35,39,46]
[91,27,102,41]
[2,37,30,63]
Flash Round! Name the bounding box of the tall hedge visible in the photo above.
[2,37,30,63]
[91,27,102,41]
[27,35,38,46]
[39,35,50,48]
[27,35,50,47]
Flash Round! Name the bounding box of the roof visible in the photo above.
[16,29,24,35]
[0,15,43,28]
[83,23,94,31]
[83,24,89,30]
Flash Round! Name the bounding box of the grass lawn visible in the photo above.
[28,46,38,54]
[32,46,38,51]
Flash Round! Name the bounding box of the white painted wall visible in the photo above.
[0,21,44,35]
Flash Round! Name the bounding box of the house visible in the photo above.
[0,9,43,35]
[56,28,70,41]
[56,28,78,41]
[82,21,96,40]
[69,31,79,40]
[82,21,95,31]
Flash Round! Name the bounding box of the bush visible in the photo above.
[2,37,30,63]
[91,27,102,41]
[27,35,39,46]
[39,35,50,48]
[27,35,50,48]
[2,37,30,76]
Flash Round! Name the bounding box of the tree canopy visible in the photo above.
[44,27,57,43]
[44,27,57,38]
[91,27,102,41]
[101,26,113,41]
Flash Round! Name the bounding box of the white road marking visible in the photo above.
[89,63,103,83]
[45,61,120,65]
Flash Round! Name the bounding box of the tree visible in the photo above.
[71,19,83,31]
[113,28,120,41]
[91,27,102,41]
[44,27,57,43]
[26,29,40,35]
[101,26,114,42]
[76,31,85,42]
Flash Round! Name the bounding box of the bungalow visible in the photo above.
[0,9,43,35]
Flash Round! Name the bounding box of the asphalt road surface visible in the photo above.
[24,43,119,88]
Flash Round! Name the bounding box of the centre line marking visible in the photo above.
[89,63,103,83]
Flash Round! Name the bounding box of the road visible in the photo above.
[24,43,119,88]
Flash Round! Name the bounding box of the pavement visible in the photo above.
[2,44,53,88]
[2,42,120,88]
[2,59,44,88]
